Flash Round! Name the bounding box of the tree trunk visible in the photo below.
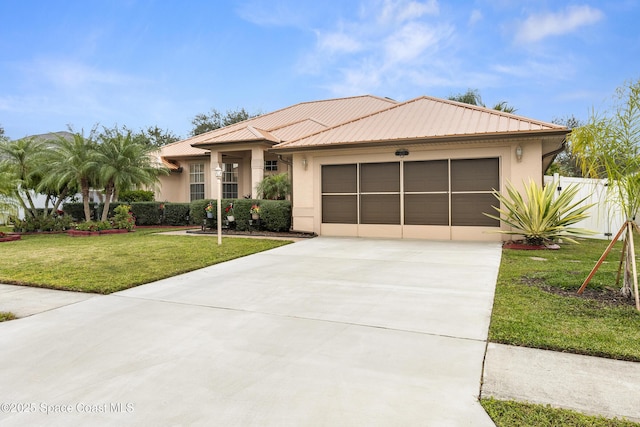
[51,187,69,213]
[43,195,51,218]
[101,181,114,222]
[21,189,38,218]
[81,179,91,222]
[623,227,634,299]
[14,190,30,219]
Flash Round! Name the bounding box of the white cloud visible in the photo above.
[298,0,455,95]
[383,22,449,64]
[515,5,604,43]
[492,58,574,81]
[378,0,439,24]
[317,31,363,54]
[44,61,134,88]
[468,9,482,26]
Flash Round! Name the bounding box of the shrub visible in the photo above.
[484,180,595,245]
[12,215,73,232]
[129,202,161,226]
[189,199,291,231]
[112,204,135,231]
[190,199,216,225]
[119,190,154,202]
[62,202,98,221]
[260,200,291,231]
[256,173,291,200]
[190,199,233,225]
[76,220,111,231]
[163,203,190,225]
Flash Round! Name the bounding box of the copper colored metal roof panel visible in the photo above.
[275,96,566,149]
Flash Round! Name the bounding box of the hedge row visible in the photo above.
[190,199,291,232]
[62,199,291,232]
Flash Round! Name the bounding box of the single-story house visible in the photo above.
[157,95,569,241]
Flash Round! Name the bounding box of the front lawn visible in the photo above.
[0,229,291,294]
[488,238,640,361]
[481,398,639,427]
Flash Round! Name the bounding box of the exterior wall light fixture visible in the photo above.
[395,149,409,157]
[515,145,523,162]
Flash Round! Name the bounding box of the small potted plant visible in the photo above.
[205,203,214,218]
[225,202,235,222]
[250,204,261,220]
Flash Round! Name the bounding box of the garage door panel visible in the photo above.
[451,158,499,192]
[361,194,400,224]
[322,164,357,193]
[404,160,448,192]
[360,163,400,193]
[322,195,358,224]
[404,194,448,225]
[451,194,499,227]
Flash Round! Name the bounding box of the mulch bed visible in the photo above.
[521,276,637,307]
[188,229,317,239]
[0,234,21,242]
[503,240,560,250]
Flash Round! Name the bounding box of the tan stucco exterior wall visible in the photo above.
[158,150,290,203]
[290,137,546,241]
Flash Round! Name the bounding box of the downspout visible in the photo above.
[541,138,567,179]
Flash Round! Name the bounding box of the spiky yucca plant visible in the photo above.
[484,180,595,245]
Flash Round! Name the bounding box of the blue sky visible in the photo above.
[1,0,638,140]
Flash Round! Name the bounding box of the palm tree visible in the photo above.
[448,89,517,113]
[572,79,640,307]
[43,131,100,222]
[0,136,46,218]
[95,128,169,221]
[0,170,18,220]
[255,173,292,200]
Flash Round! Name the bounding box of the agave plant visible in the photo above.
[484,180,595,245]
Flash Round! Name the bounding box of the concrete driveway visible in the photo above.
[0,237,501,426]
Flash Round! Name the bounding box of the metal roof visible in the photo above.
[160,94,568,159]
[160,95,398,156]
[273,96,567,150]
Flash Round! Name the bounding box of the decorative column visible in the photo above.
[250,147,264,199]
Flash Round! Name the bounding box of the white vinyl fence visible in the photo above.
[543,174,625,240]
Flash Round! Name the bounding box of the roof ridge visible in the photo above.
[426,95,566,129]
[276,96,421,148]
[274,95,567,149]
[190,95,398,147]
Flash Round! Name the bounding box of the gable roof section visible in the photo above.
[273,96,568,151]
[187,95,398,149]
[161,138,210,157]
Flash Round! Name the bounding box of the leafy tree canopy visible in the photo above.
[448,88,517,113]
[191,107,259,136]
[136,125,180,147]
[547,115,585,177]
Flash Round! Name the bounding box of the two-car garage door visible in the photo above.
[321,158,500,232]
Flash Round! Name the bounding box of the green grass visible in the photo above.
[481,398,639,426]
[0,311,16,322]
[489,238,640,361]
[0,229,291,294]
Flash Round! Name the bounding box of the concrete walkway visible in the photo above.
[0,237,500,426]
[482,343,640,423]
[0,284,98,317]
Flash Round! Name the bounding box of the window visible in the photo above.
[265,160,278,171]
[189,164,205,201]
[222,163,238,199]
